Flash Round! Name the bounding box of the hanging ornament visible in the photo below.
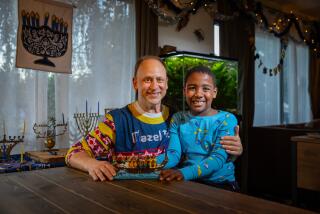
[255,38,288,76]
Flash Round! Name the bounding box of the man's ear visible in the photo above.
[133,77,138,90]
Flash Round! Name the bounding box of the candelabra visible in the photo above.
[74,101,100,137]
[0,135,25,162]
[74,112,100,137]
[33,116,67,150]
[0,121,25,162]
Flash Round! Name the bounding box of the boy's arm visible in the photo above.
[157,114,182,169]
[179,114,237,180]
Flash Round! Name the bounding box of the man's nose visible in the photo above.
[149,80,158,89]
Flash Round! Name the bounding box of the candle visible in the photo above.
[62,113,65,124]
[98,101,100,114]
[23,120,26,135]
[20,143,24,163]
[3,120,5,135]
[86,100,88,115]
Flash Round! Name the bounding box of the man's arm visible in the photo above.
[69,151,116,181]
[221,125,243,156]
[66,114,116,181]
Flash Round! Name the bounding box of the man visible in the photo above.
[66,56,242,181]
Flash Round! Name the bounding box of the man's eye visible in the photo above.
[157,78,164,83]
[144,78,151,83]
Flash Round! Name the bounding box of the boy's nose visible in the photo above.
[195,89,203,96]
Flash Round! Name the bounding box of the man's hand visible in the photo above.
[159,169,184,181]
[68,151,116,181]
[85,158,117,181]
[220,125,243,156]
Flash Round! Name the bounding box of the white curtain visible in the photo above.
[254,29,281,126]
[254,28,312,126]
[283,40,311,124]
[0,0,136,153]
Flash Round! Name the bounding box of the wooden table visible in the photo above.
[0,167,312,214]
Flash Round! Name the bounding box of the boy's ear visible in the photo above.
[213,87,218,98]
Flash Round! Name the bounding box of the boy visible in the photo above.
[157,66,238,191]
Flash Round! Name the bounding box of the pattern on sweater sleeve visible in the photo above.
[65,113,116,165]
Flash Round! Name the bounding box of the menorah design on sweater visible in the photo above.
[21,10,69,67]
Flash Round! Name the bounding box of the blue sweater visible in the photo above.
[157,111,237,183]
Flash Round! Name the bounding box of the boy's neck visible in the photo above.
[190,108,217,117]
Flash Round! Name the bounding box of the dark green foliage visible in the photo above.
[163,55,238,113]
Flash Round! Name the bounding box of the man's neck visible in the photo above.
[137,101,161,113]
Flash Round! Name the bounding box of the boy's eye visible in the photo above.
[203,87,211,92]
[187,86,196,91]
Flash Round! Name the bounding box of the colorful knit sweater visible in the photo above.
[65,102,171,169]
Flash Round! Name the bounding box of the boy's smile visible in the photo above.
[184,72,217,116]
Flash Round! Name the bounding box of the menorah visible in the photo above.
[74,101,100,137]
[21,10,68,67]
[33,116,67,151]
[0,121,25,162]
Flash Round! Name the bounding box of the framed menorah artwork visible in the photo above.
[16,0,73,74]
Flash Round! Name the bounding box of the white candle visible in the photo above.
[86,100,88,114]
[23,120,26,135]
[98,101,100,114]
[3,120,5,135]
[20,143,24,163]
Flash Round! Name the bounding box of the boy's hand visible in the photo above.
[221,125,243,156]
[159,169,184,181]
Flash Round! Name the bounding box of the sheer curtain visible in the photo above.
[0,0,136,153]
[0,0,48,153]
[254,29,281,126]
[55,0,136,148]
[254,28,311,126]
[283,40,311,123]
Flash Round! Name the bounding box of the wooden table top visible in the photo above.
[0,167,312,214]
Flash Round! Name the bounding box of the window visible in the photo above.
[254,28,312,126]
[213,23,220,56]
[0,0,136,152]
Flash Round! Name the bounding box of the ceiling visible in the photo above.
[259,0,320,20]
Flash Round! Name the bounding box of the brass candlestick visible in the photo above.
[33,116,67,150]
[0,121,25,161]
[74,112,99,137]
[74,101,100,137]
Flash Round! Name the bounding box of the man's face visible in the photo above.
[133,59,168,111]
[184,72,217,116]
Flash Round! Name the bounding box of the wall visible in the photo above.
[158,8,213,55]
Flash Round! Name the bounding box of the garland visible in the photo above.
[144,0,320,58]
[254,39,288,76]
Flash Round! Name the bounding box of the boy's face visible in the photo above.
[184,72,217,116]
[133,59,168,112]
